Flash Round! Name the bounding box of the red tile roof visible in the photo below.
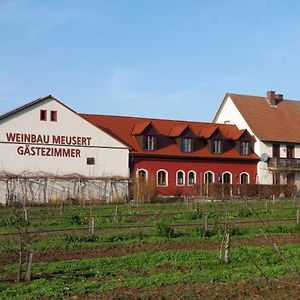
[131,121,152,135]
[225,93,300,143]
[169,125,189,137]
[81,113,258,161]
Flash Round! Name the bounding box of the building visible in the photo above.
[0,96,130,203]
[81,114,259,197]
[214,91,300,189]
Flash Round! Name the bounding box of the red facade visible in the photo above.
[81,113,259,197]
[132,156,257,196]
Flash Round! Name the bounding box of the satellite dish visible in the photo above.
[261,153,269,162]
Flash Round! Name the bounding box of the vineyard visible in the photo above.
[0,198,300,299]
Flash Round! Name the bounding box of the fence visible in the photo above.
[196,183,296,199]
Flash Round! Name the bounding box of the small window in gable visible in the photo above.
[212,140,222,154]
[182,138,193,152]
[50,110,57,122]
[144,135,155,151]
[40,110,47,121]
[240,141,249,155]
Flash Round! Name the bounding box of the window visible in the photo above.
[240,141,249,155]
[145,136,155,150]
[287,145,295,159]
[87,157,95,165]
[50,110,57,122]
[188,171,196,185]
[176,171,185,186]
[240,173,249,184]
[40,110,47,121]
[137,169,148,183]
[222,172,232,184]
[212,140,222,154]
[204,171,214,183]
[157,170,168,186]
[182,138,193,152]
[272,144,280,158]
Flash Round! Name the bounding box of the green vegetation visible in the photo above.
[0,199,299,299]
[1,245,299,299]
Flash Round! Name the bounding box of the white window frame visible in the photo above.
[145,135,155,151]
[187,170,196,185]
[241,141,249,155]
[136,169,148,182]
[204,171,215,183]
[176,170,185,186]
[156,169,168,187]
[213,139,222,154]
[222,171,232,184]
[182,138,193,152]
[240,172,250,184]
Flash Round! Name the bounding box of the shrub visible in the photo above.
[105,231,145,243]
[228,226,246,236]
[64,234,98,243]
[238,208,253,218]
[69,214,85,225]
[154,221,175,238]
[184,210,203,220]
[194,226,218,238]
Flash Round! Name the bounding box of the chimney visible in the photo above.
[266,90,276,106]
[275,93,283,103]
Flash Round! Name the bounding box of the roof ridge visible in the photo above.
[79,112,238,127]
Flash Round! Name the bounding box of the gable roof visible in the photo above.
[169,124,190,137]
[80,113,258,160]
[0,95,82,122]
[131,121,152,135]
[0,95,130,149]
[216,93,300,144]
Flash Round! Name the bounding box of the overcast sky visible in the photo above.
[1,0,300,121]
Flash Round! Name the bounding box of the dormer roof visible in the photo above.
[80,114,259,161]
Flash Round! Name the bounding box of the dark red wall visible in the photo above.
[131,156,258,196]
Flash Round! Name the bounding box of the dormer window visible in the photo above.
[212,140,222,154]
[144,135,155,151]
[240,141,249,155]
[182,138,193,152]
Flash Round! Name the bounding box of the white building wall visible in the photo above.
[215,96,300,188]
[215,96,271,184]
[0,98,129,178]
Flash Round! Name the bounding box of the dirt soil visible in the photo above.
[1,233,300,266]
[79,277,300,300]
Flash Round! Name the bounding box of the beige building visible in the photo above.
[214,91,300,189]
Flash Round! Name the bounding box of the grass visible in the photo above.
[1,200,300,299]
[1,244,299,299]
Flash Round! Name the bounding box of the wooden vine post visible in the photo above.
[203,214,208,236]
[89,216,95,236]
[220,228,231,264]
[25,249,34,282]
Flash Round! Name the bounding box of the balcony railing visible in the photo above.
[268,157,300,171]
